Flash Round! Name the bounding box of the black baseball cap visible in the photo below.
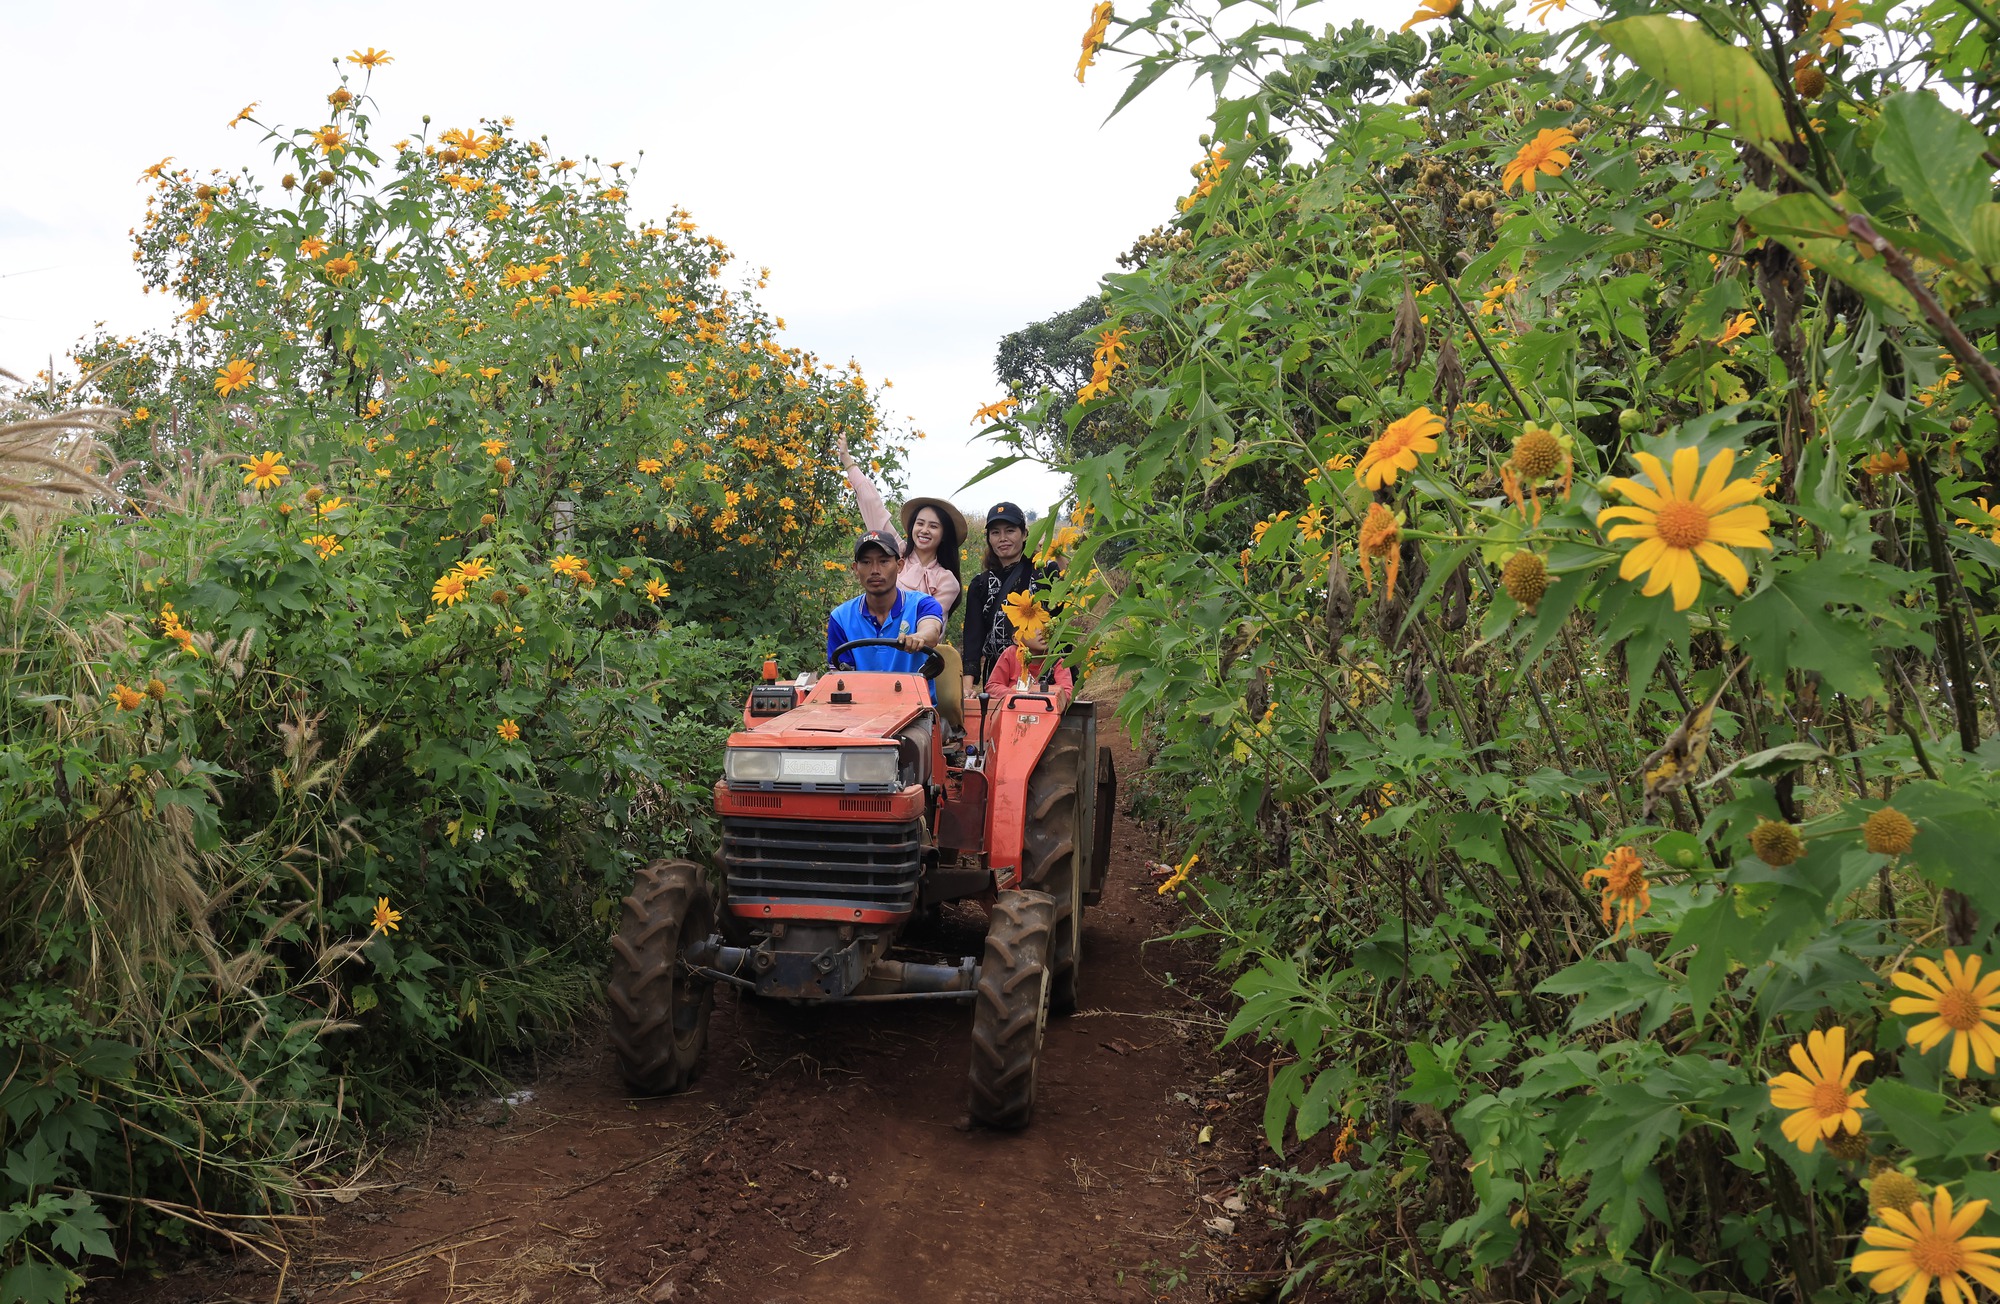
[852,529,902,560]
[986,501,1027,530]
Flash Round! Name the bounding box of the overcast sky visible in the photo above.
[1,0,1396,514]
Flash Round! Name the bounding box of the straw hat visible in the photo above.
[898,496,968,548]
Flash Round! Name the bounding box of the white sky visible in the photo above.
[0,0,1397,514]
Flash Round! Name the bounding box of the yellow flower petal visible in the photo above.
[1696,542,1751,594]
[1670,445,1702,499]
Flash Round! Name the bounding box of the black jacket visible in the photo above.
[961,558,1063,681]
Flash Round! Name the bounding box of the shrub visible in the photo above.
[1,57,905,1297]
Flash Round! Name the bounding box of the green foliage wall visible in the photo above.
[0,57,906,1298]
[1002,1,2000,1299]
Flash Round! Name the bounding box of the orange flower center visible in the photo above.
[1654,500,1710,548]
[1911,1229,1967,1277]
[1937,986,1986,1032]
[1809,1078,1850,1118]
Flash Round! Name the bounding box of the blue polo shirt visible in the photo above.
[826,589,946,698]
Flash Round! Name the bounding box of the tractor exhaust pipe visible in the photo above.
[684,941,978,1002]
[854,956,978,996]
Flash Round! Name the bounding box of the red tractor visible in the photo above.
[606,637,1116,1128]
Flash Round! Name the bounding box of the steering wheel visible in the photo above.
[829,636,945,681]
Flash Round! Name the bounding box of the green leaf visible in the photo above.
[1737,190,1847,241]
[1734,556,1890,698]
[1672,893,1748,1032]
[1701,741,1830,789]
[1399,1043,1464,1109]
[1874,91,1996,258]
[1894,781,2000,919]
[1599,17,1789,143]
[4,1138,62,1190]
[1866,1077,1958,1163]
[46,1196,115,1260]
[0,1261,79,1304]
[1969,204,2000,275]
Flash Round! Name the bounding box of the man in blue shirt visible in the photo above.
[826,531,946,697]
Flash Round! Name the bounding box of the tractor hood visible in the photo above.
[732,698,922,745]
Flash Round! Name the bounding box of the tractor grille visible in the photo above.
[721,816,922,915]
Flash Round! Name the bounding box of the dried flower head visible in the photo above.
[1750,818,1805,867]
[1868,1171,1923,1216]
[1512,425,1561,479]
[1864,806,1917,856]
[1501,550,1548,611]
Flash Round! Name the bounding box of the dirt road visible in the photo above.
[126,729,1277,1304]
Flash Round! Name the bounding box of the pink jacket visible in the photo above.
[846,466,963,613]
[985,645,1073,696]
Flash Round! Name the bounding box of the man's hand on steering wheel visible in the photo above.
[827,636,945,680]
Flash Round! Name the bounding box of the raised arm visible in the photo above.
[835,431,900,546]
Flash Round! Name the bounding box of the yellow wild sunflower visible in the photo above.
[1401,0,1457,30]
[215,358,257,397]
[1596,446,1773,610]
[1715,313,1757,347]
[240,451,288,490]
[1890,950,2000,1079]
[453,557,495,583]
[497,719,522,743]
[431,573,470,607]
[1077,1,1114,83]
[1356,503,1401,595]
[1003,591,1051,646]
[370,897,402,933]
[1851,1188,2000,1304]
[1355,408,1442,490]
[1501,128,1578,194]
[1584,845,1650,936]
[1767,1025,1870,1153]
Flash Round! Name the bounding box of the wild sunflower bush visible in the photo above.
[0,53,901,1298]
[997,1,2000,1298]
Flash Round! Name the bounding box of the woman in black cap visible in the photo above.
[959,500,1062,698]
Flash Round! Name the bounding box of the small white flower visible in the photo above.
[471,827,485,842]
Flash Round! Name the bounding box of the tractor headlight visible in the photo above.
[724,747,901,789]
[724,748,782,783]
[840,749,899,787]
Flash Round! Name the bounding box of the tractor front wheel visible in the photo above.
[966,889,1055,1130]
[608,859,715,1094]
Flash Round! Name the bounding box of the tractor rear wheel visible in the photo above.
[1023,728,1084,1014]
[608,859,715,1095]
[966,889,1055,1130]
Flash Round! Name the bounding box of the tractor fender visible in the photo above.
[981,693,1068,889]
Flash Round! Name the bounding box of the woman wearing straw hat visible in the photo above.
[834,432,967,725]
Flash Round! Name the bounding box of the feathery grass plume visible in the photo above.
[0,364,121,532]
